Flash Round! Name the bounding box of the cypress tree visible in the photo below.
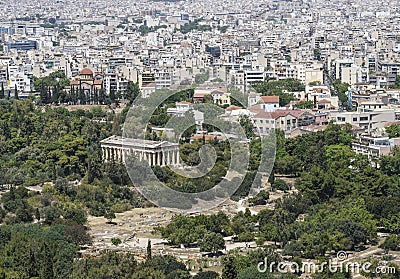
[14,84,19,99]
[110,89,116,102]
[147,239,152,259]
[222,256,238,279]
[0,82,4,99]
[94,88,99,104]
[47,86,52,103]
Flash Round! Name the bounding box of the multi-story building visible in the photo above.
[332,108,396,133]
[352,135,400,160]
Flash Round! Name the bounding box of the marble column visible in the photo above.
[176,150,180,165]
[147,153,152,166]
[158,152,162,166]
[161,151,165,166]
[172,150,176,166]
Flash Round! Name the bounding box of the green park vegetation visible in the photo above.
[32,71,140,105]
[138,24,168,36]
[153,123,400,277]
[293,100,314,109]
[386,124,400,138]
[332,79,350,108]
[179,19,212,34]
[0,83,400,278]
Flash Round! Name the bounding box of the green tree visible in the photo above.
[194,271,219,279]
[379,235,400,252]
[325,144,354,170]
[42,206,61,224]
[294,100,314,109]
[333,79,350,107]
[248,190,269,206]
[272,179,289,191]
[239,115,255,139]
[111,237,121,246]
[386,124,400,138]
[282,241,302,258]
[199,232,226,254]
[104,210,116,223]
[126,81,141,104]
[238,266,274,279]
[222,255,238,279]
[14,84,18,100]
[314,48,322,61]
[0,83,4,99]
[61,203,87,225]
[147,239,152,259]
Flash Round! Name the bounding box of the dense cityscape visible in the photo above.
[0,0,400,278]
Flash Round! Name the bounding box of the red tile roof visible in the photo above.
[318,99,331,104]
[176,101,193,105]
[193,92,210,98]
[80,68,93,75]
[260,96,279,103]
[225,105,242,111]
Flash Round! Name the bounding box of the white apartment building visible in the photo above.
[332,108,396,133]
[335,59,359,85]
[352,135,400,160]
[167,101,194,117]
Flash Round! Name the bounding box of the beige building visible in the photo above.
[249,106,316,136]
[305,69,324,85]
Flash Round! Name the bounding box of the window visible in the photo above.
[360,117,368,121]
[353,117,358,122]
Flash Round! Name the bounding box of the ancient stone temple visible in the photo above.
[100,135,180,166]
